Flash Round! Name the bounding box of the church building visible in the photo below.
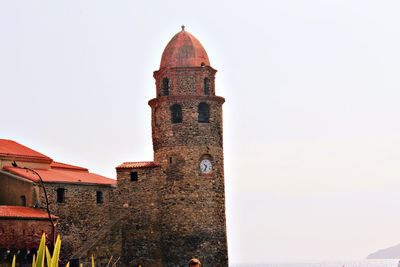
[0,27,229,267]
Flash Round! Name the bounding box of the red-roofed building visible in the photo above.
[0,206,57,251]
[0,139,52,166]
[1,27,228,267]
[0,139,116,263]
[0,206,58,220]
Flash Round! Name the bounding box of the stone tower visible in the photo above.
[149,27,229,266]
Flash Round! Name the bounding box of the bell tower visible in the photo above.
[149,26,228,266]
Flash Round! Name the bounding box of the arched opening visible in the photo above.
[161,77,170,96]
[170,104,182,123]
[198,102,210,123]
[203,78,210,95]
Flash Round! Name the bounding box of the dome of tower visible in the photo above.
[160,26,210,68]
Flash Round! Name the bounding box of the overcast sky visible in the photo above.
[1,0,400,264]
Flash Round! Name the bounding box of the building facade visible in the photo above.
[0,139,116,266]
[114,27,229,266]
[0,27,228,267]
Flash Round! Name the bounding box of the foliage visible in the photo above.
[10,233,97,267]
[31,233,62,267]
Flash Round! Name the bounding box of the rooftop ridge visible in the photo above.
[0,205,58,220]
[51,161,89,172]
[0,139,53,164]
[116,161,160,169]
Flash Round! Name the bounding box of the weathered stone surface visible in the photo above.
[147,46,228,266]
[80,29,229,266]
[113,166,163,266]
[0,219,53,249]
[38,183,114,263]
[1,29,229,267]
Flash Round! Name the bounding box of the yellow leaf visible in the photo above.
[50,235,62,267]
[36,233,46,267]
[11,255,16,267]
[46,246,52,267]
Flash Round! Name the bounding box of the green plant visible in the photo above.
[31,233,61,267]
[10,233,103,267]
[10,233,80,267]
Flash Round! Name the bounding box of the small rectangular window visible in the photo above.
[56,188,65,203]
[130,171,138,182]
[20,195,26,206]
[96,191,103,204]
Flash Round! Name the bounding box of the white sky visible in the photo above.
[1,0,400,264]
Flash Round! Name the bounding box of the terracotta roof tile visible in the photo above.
[51,161,88,172]
[116,161,160,169]
[160,29,210,68]
[0,139,52,163]
[3,166,116,186]
[0,206,58,220]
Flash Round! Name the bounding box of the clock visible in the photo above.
[200,159,212,174]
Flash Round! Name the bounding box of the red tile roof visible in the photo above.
[0,206,58,220]
[116,161,160,169]
[160,29,210,68]
[3,166,116,186]
[51,161,88,172]
[0,139,52,164]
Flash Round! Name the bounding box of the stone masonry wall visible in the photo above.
[147,63,229,266]
[149,96,224,151]
[0,218,54,249]
[154,66,216,97]
[155,146,228,267]
[0,218,54,266]
[39,183,114,262]
[114,166,163,267]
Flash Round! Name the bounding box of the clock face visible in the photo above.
[200,159,212,174]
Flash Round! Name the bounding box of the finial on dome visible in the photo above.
[181,25,185,31]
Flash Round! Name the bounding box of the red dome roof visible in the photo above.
[160,27,210,68]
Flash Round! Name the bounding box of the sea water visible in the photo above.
[231,259,399,267]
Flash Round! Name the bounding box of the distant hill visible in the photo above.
[367,243,400,259]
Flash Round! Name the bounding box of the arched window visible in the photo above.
[170,104,182,123]
[161,77,170,96]
[203,78,210,95]
[198,102,210,123]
